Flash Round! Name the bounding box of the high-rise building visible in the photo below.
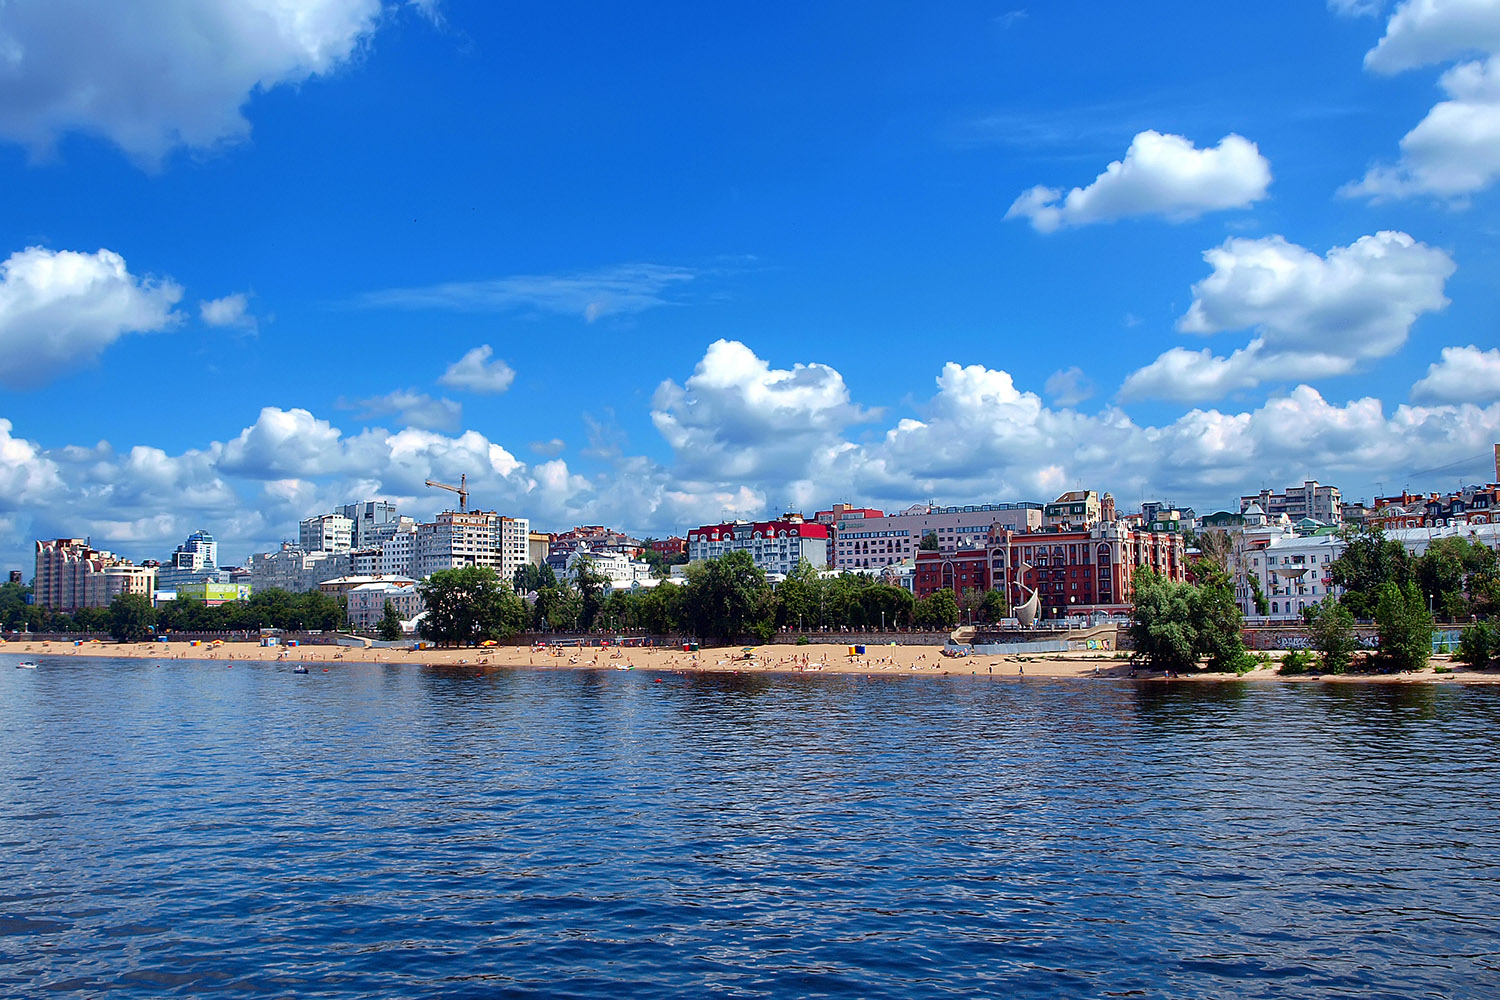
[298,514,353,553]
[411,511,530,582]
[686,515,829,575]
[34,538,156,610]
[157,529,223,590]
[335,500,409,548]
[1239,481,1341,524]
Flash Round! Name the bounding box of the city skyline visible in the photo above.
[3,2,1500,571]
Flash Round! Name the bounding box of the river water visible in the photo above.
[2,655,1498,998]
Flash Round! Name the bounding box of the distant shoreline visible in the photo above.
[6,638,1499,684]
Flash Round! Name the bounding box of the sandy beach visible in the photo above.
[6,637,1496,683]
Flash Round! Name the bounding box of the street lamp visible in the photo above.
[881,610,885,632]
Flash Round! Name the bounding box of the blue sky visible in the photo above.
[2,0,1499,571]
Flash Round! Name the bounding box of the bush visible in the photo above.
[1456,622,1497,669]
[795,634,810,646]
[1279,649,1316,675]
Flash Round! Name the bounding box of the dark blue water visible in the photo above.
[2,655,1498,998]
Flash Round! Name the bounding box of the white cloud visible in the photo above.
[1343,55,1500,200]
[0,0,384,166]
[199,292,257,331]
[1119,232,1456,402]
[529,438,566,457]
[1364,0,1500,74]
[1044,366,1095,407]
[220,407,348,478]
[4,342,1500,570]
[358,263,698,322]
[1330,0,1383,16]
[1005,131,1271,232]
[651,339,877,480]
[1180,232,1452,353]
[1411,344,1500,402]
[0,245,182,388]
[438,344,516,394]
[0,418,62,509]
[351,389,462,431]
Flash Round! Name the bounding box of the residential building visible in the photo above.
[335,500,408,548]
[1367,485,1500,530]
[248,543,351,594]
[913,522,1186,618]
[412,510,530,581]
[346,579,424,630]
[298,513,353,553]
[565,545,655,593]
[831,501,1042,572]
[648,536,688,558]
[1240,481,1342,523]
[349,547,382,576]
[379,526,418,577]
[528,531,553,567]
[1043,490,1103,531]
[1242,531,1344,619]
[34,538,156,610]
[687,515,830,575]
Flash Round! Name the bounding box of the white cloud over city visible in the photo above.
[3,339,1498,570]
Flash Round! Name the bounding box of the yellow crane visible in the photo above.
[424,473,469,512]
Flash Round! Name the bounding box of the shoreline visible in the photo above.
[5,638,1498,684]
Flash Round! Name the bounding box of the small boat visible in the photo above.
[16,661,38,669]
[293,664,309,674]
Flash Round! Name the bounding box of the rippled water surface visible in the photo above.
[3,655,1499,998]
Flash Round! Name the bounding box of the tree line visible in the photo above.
[0,583,346,642]
[417,553,997,646]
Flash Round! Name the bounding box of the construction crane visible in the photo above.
[424,474,469,512]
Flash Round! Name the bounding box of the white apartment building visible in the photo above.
[380,526,417,577]
[412,511,530,581]
[336,500,404,548]
[1240,481,1342,524]
[248,544,351,594]
[687,517,831,575]
[298,514,353,553]
[833,502,1043,572]
[565,546,653,591]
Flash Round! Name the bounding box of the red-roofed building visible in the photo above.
[686,515,830,575]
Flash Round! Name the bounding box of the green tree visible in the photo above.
[1196,528,1234,573]
[108,592,156,643]
[774,560,823,630]
[682,551,772,642]
[1373,580,1433,672]
[572,558,608,631]
[914,588,959,629]
[1330,526,1413,619]
[417,566,526,645]
[1247,574,1269,617]
[1415,535,1499,621]
[1195,569,1251,672]
[918,532,939,551]
[377,600,404,641]
[1128,565,1199,673]
[1306,597,1357,673]
[980,587,1009,623]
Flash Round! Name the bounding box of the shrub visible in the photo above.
[1279,649,1316,675]
[795,634,810,646]
[1456,622,1497,669]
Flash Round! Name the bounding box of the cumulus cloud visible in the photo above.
[1123,231,1454,402]
[1179,231,1453,356]
[1411,344,1500,402]
[199,292,257,331]
[350,389,462,431]
[0,245,182,388]
[1044,366,1095,407]
[438,344,516,394]
[651,339,877,480]
[1329,0,1383,16]
[1343,55,1500,200]
[1005,131,1271,232]
[1363,0,1500,74]
[4,341,1500,570]
[0,0,384,166]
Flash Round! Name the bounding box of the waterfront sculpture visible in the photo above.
[1015,560,1040,627]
